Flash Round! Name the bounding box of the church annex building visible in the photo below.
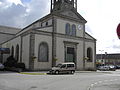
[0,0,96,71]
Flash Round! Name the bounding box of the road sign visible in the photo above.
[117,23,120,39]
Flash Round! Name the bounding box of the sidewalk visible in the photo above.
[20,70,120,75]
[20,70,97,75]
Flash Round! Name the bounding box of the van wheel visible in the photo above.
[55,71,59,74]
[71,70,75,74]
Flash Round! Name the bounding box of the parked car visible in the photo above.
[49,62,75,74]
[108,65,116,71]
[0,63,4,70]
[115,65,120,69]
[98,65,116,71]
[98,65,109,71]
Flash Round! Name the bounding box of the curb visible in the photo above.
[20,72,47,75]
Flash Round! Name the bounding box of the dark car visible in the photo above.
[115,65,120,69]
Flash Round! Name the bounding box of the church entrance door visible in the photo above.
[65,46,76,64]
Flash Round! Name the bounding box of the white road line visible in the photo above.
[88,78,120,90]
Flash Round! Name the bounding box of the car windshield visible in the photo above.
[55,64,62,67]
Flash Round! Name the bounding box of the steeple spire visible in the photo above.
[51,0,77,13]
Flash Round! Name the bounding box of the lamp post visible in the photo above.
[105,52,107,65]
[99,50,104,65]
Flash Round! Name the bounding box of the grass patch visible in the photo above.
[20,72,47,75]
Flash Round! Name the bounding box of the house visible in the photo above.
[96,54,120,65]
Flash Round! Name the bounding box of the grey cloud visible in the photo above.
[106,45,120,49]
[85,24,94,35]
[0,0,50,28]
[23,0,50,27]
[0,0,7,3]
[112,45,120,49]
[0,3,26,27]
[0,0,5,2]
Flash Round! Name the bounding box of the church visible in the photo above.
[0,0,96,71]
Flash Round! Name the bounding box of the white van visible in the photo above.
[49,62,75,74]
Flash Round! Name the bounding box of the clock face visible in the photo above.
[78,25,83,30]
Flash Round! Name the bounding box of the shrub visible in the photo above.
[4,55,17,67]
[4,56,26,72]
[15,63,25,70]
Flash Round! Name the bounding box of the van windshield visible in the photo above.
[55,64,62,67]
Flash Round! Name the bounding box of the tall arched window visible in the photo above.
[11,46,14,56]
[65,23,70,35]
[15,44,19,62]
[87,47,93,62]
[71,24,76,36]
[38,42,49,62]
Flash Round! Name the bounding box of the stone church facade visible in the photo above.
[1,0,96,70]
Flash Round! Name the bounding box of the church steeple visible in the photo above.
[51,0,77,12]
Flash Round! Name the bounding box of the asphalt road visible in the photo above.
[0,70,120,90]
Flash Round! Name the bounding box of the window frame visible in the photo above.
[87,47,93,62]
[71,24,76,36]
[11,46,14,56]
[65,23,70,35]
[38,42,49,62]
[15,44,19,62]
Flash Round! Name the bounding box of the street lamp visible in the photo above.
[99,50,104,65]
[105,52,107,65]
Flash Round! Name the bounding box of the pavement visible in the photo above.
[0,70,120,90]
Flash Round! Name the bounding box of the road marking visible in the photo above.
[88,78,120,90]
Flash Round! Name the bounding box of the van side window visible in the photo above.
[67,64,74,67]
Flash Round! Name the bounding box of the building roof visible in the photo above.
[0,25,21,35]
[96,54,120,59]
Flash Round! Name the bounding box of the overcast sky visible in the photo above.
[0,0,120,54]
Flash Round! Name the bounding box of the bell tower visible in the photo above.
[51,0,77,12]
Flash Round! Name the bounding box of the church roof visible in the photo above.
[85,32,96,41]
[0,25,21,35]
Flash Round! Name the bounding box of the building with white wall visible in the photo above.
[0,0,96,70]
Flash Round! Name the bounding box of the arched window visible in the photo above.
[38,42,49,62]
[11,46,14,56]
[46,22,48,26]
[65,23,70,35]
[71,24,76,36]
[87,47,93,62]
[15,44,19,62]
